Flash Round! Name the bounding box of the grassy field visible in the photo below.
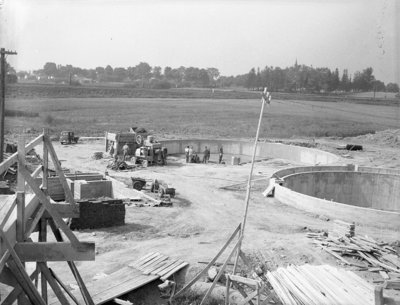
[5,97,400,139]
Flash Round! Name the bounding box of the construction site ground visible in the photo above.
[34,134,400,303]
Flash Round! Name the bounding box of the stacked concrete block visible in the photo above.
[70,198,125,230]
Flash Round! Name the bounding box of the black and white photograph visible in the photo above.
[0,0,399,304]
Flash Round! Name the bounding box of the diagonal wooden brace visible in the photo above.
[19,164,81,248]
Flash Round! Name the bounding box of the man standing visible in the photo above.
[219,145,223,164]
[188,146,194,163]
[203,146,208,163]
[184,146,190,163]
[122,143,129,161]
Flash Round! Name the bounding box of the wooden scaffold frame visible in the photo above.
[0,130,95,305]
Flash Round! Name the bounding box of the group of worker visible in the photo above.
[184,145,223,164]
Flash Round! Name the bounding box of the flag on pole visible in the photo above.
[261,87,272,105]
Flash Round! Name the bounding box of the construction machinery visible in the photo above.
[134,135,168,166]
[60,131,79,144]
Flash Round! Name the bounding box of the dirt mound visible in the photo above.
[352,129,400,146]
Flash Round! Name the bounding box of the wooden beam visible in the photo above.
[44,136,75,206]
[0,134,43,175]
[0,269,38,305]
[31,164,43,179]
[200,236,243,305]
[19,164,81,248]
[48,219,95,305]
[38,262,70,305]
[39,219,47,304]
[5,253,46,304]
[49,268,80,305]
[173,223,241,298]
[44,203,79,218]
[24,205,46,240]
[228,275,260,288]
[15,242,95,262]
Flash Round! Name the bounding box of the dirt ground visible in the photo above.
[37,133,400,303]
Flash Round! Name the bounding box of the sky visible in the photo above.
[0,0,399,83]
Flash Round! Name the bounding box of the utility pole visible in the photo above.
[0,48,18,162]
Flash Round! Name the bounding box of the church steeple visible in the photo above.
[295,58,298,68]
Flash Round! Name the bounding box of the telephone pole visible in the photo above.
[0,48,18,162]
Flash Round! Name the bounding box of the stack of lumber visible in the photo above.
[307,232,400,275]
[266,264,374,305]
[331,220,355,237]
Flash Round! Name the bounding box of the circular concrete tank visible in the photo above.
[273,166,400,229]
[160,139,340,165]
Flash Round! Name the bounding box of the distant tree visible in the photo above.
[134,62,152,84]
[340,69,350,91]
[199,69,210,87]
[246,68,257,89]
[113,67,127,82]
[386,82,399,93]
[163,66,172,80]
[152,66,162,79]
[373,80,385,92]
[43,62,57,77]
[330,68,340,91]
[207,67,220,87]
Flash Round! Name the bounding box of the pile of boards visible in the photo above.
[307,231,400,277]
[266,264,374,305]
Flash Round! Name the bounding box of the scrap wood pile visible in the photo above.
[107,160,135,171]
[307,220,400,276]
[266,264,375,305]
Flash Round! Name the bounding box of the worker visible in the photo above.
[219,145,223,164]
[122,143,129,161]
[188,146,194,163]
[185,145,190,163]
[203,146,210,164]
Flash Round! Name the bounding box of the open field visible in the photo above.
[7,83,400,105]
[5,97,400,139]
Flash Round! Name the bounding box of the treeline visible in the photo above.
[240,64,399,93]
[13,61,400,93]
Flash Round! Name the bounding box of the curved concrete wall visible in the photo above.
[273,166,400,229]
[274,184,400,229]
[283,171,400,212]
[160,139,340,165]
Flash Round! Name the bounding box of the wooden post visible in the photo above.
[39,219,48,304]
[42,129,48,193]
[17,137,26,305]
[233,88,268,275]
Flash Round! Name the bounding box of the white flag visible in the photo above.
[261,87,271,104]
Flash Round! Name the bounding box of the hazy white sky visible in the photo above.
[1,0,399,83]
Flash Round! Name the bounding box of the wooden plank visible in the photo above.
[6,257,46,305]
[19,164,81,248]
[24,205,46,240]
[237,290,259,305]
[141,256,169,274]
[0,269,39,305]
[130,252,160,268]
[380,271,390,280]
[0,195,17,229]
[39,218,48,304]
[113,298,133,305]
[0,134,43,175]
[31,164,43,179]
[49,268,80,305]
[38,262,70,305]
[157,260,183,277]
[47,220,95,305]
[199,236,243,305]
[139,254,168,271]
[228,275,260,288]
[44,136,75,206]
[136,253,165,270]
[143,259,171,275]
[15,242,95,262]
[150,260,177,276]
[161,262,189,281]
[68,261,95,305]
[173,223,241,298]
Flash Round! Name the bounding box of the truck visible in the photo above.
[60,131,79,145]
